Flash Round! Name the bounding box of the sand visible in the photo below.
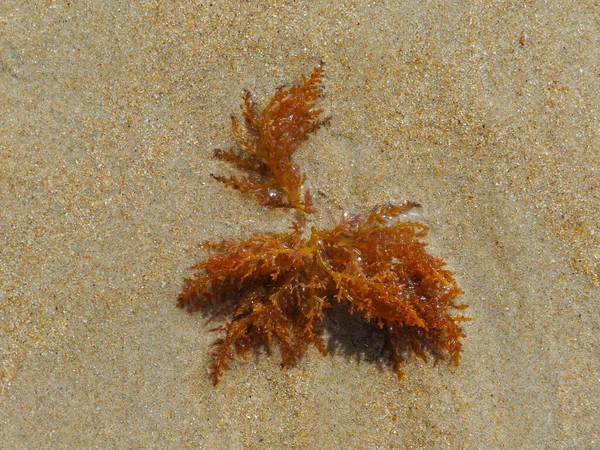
[1,1,598,448]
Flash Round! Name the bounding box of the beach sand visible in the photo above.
[1,1,598,448]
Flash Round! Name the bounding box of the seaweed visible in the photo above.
[179,66,468,384]
[211,65,326,213]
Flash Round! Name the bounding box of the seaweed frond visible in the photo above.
[178,203,468,384]
[211,65,326,213]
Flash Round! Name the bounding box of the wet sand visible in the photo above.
[1,2,598,448]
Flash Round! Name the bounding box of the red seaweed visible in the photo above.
[180,66,468,384]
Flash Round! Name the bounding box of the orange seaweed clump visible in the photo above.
[178,202,468,384]
[211,65,326,213]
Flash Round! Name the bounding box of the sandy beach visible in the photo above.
[1,1,598,448]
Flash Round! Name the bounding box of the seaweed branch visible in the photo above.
[211,65,326,213]
[178,203,468,384]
